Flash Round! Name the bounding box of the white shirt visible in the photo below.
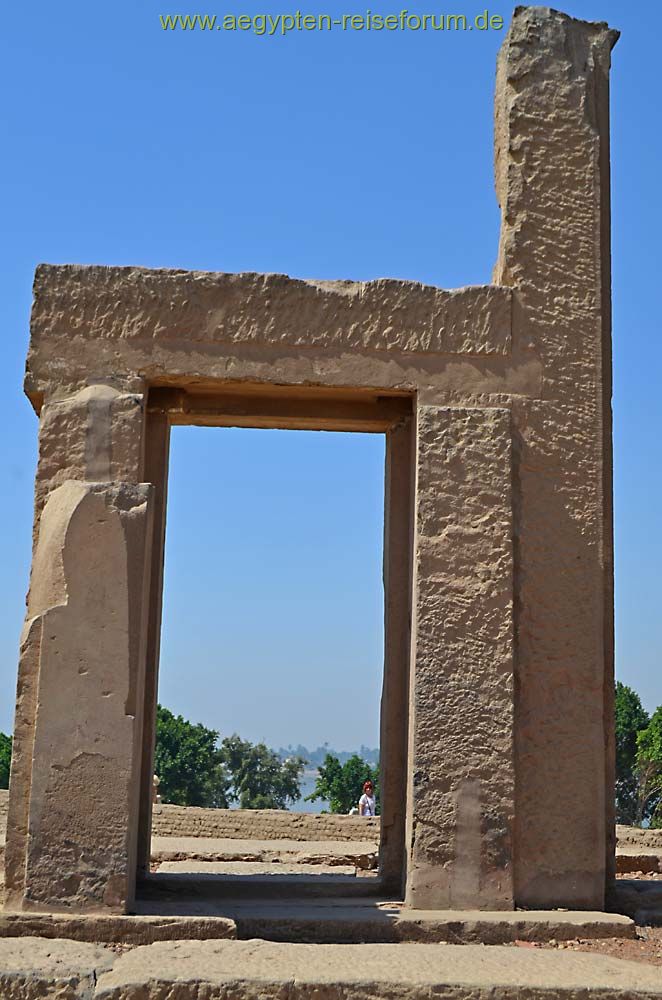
[359,793,376,817]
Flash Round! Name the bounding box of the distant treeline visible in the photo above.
[3,682,657,824]
[276,743,379,768]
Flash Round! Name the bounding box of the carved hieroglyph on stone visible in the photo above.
[6,6,618,914]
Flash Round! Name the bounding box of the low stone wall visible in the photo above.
[1,791,380,845]
[151,804,380,842]
[616,825,662,850]
[4,792,659,851]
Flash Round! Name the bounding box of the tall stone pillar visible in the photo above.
[405,405,514,909]
[5,385,154,913]
[136,407,171,877]
[494,9,618,907]
[380,416,415,891]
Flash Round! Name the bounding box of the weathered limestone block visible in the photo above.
[23,267,525,415]
[27,267,512,381]
[92,939,662,1000]
[406,405,514,909]
[33,384,146,526]
[0,936,113,999]
[5,481,153,913]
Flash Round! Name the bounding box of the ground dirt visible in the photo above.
[515,926,662,967]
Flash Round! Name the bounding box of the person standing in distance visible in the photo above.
[358,779,376,816]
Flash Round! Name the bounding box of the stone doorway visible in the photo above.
[147,420,392,903]
[136,386,415,910]
[5,8,618,917]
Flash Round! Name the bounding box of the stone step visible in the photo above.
[143,869,379,901]
[151,835,379,870]
[3,937,662,1000]
[134,890,636,945]
[223,903,635,945]
[1,904,635,947]
[157,860,360,876]
[0,910,237,946]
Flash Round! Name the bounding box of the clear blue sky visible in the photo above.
[0,1,660,748]
[160,426,385,747]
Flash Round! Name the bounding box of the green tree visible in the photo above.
[220,734,305,809]
[614,682,649,825]
[635,707,662,828]
[0,732,11,789]
[154,705,230,807]
[306,753,379,814]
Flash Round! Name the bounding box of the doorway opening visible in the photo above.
[137,385,414,910]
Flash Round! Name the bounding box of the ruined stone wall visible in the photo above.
[0,790,378,846]
[151,805,379,842]
[616,826,662,851]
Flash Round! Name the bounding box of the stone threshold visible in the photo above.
[2,937,662,1000]
[0,904,635,946]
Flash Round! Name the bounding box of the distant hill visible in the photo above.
[276,743,379,768]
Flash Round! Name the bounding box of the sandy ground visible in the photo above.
[514,925,662,967]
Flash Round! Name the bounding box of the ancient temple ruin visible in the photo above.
[5,7,618,915]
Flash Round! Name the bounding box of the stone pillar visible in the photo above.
[494,9,618,907]
[135,406,171,877]
[379,416,415,892]
[5,482,153,912]
[405,405,514,910]
[5,383,152,913]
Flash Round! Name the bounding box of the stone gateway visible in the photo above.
[5,7,618,915]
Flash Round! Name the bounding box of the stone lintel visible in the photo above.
[24,266,514,404]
